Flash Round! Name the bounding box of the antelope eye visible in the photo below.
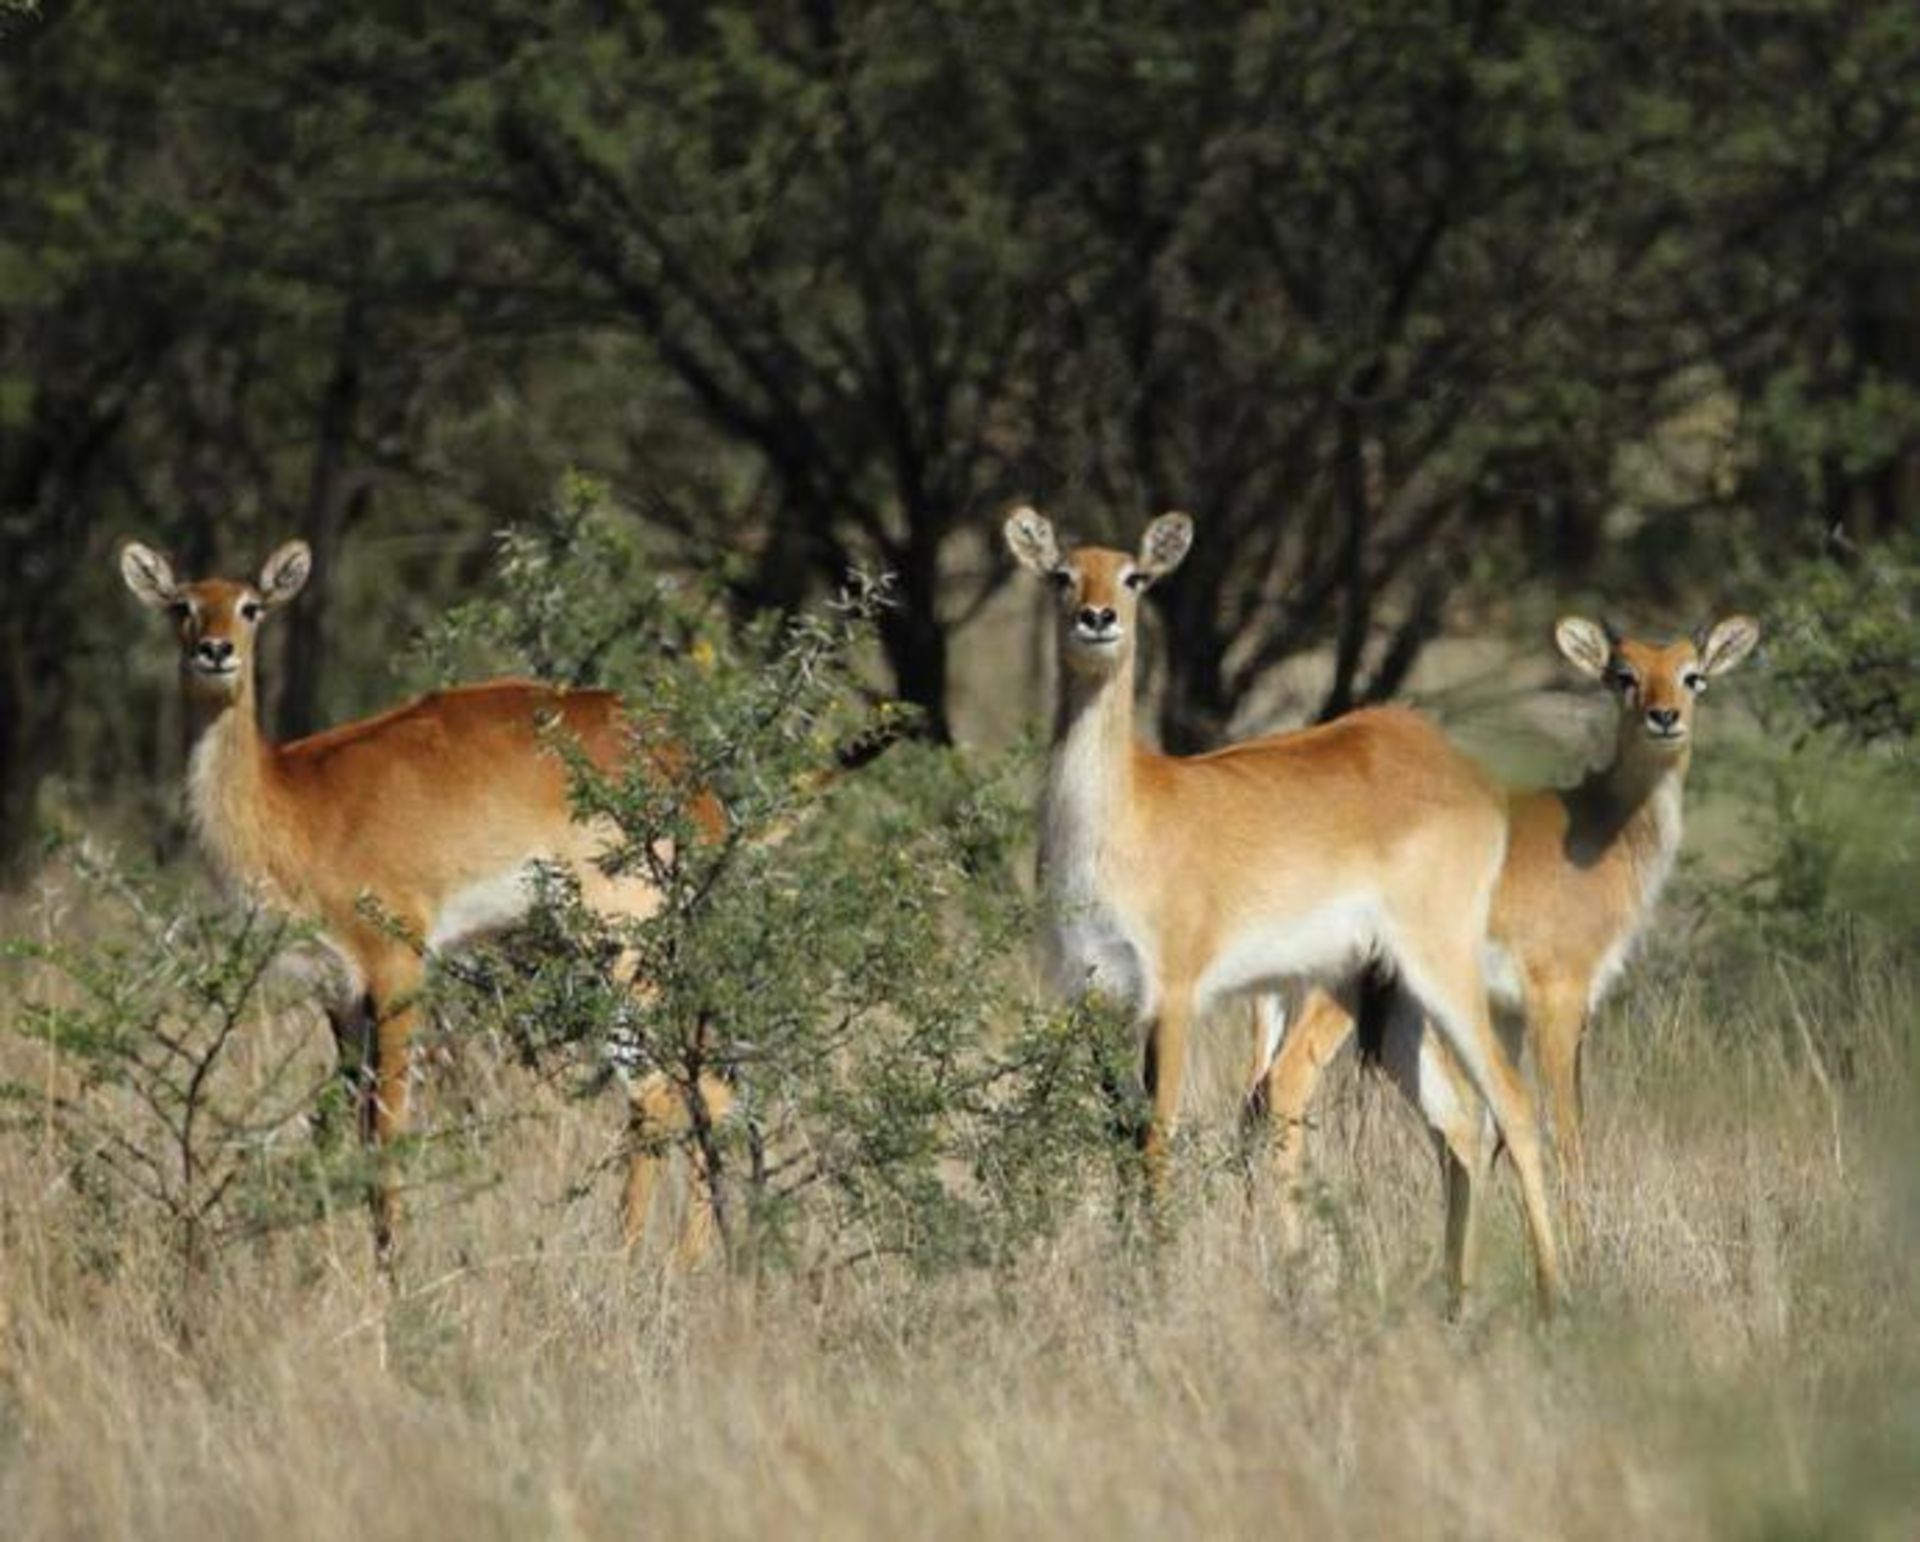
[1605,666,1638,692]
[1682,670,1706,693]
[1046,569,1073,591]
[1123,570,1151,591]
[239,600,264,622]
[167,600,191,621]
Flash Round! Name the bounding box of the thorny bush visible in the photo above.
[420,480,1130,1273]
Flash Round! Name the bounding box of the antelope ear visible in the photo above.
[120,541,180,610]
[1553,616,1612,680]
[1003,506,1062,575]
[1137,511,1194,577]
[1698,614,1760,677]
[257,540,313,610]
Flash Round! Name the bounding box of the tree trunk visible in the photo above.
[1156,632,1234,755]
[875,537,953,745]
[277,298,367,742]
[0,657,48,877]
[1319,406,1372,723]
[1152,518,1257,753]
[0,569,72,878]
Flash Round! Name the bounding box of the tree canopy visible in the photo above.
[3,0,1918,863]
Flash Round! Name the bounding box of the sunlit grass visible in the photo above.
[1,876,1914,1539]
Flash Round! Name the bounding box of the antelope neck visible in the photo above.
[1564,728,1691,877]
[183,666,292,900]
[1041,646,1141,896]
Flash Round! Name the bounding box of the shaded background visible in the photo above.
[4,0,1917,873]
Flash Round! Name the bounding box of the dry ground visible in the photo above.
[0,913,1914,1540]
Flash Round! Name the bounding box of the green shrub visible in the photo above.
[0,842,373,1299]
[1764,534,1919,750]
[2,480,1126,1289]
[1701,535,1919,969]
[421,482,1127,1274]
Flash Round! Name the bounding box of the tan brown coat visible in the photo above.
[122,540,727,1262]
[1007,508,1563,1312]
[1249,615,1760,1249]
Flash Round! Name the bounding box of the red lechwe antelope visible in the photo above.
[120,538,730,1263]
[1005,507,1563,1312]
[1246,613,1760,1269]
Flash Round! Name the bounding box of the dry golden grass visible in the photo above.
[3,605,1912,1537]
[1,904,1914,1541]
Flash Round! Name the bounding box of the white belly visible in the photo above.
[425,864,546,952]
[1196,894,1382,1015]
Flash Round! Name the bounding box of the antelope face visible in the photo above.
[1555,614,1760,752]
[121,540,313,703]
[1003,507,1193,677]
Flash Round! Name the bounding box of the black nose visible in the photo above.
[197,638,235,665]
[1077,606,1117,630]
[1648,707,1679,730]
